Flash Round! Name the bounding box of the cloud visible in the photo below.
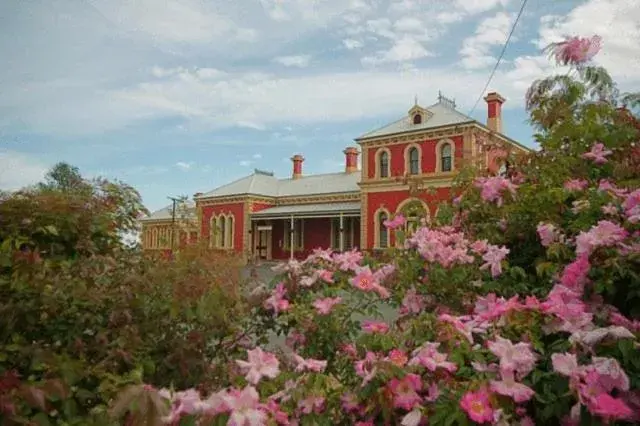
[362,36,432,65]
[239,160,252,167]
[175,161,193,170]
[274,55,312,68]
[252,153,262,159]
[460,12,514,69]
[0,151,48,190]
[343,38,364,49]
[455,0,510,14]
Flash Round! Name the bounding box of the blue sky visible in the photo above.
[1,0,638,213]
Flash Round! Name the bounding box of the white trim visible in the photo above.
[375,148,391,179]
[404,143,422,175]
[373,207,391,249]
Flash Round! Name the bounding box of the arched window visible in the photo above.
[209,215,217,248]
[226,215,234,248]
[379,151,389,178]
[409,147,419,175]
[441,143,452,172]
[218,216,226,248]
[413,113,422,125]
[398,200,428,238]
[378,211,389,248]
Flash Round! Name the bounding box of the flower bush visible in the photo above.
[114,35,640,425]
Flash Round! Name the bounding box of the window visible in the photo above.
[331,217,355,251]
[209,215,217,248]
[441,143,452,172]
[409,147,419,175]
[399,200,428,239]
[378,211,389,248]
[218,216,226,248]
[413,113,422,124]
[379,151,389,178]
[226,216,234,248]
[284,219,304,250]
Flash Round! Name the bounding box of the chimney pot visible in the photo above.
[291,154,304,179]
[483,92,506,133]
[343,147,359,174]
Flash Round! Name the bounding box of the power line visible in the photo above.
[467,0,529,116]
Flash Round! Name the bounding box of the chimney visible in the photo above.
[343,147,359,174]
[291,154,304,179]
[483,92,506,133]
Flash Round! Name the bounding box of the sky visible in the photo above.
[1,0,639,213]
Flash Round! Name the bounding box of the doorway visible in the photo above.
[254,224,272,260]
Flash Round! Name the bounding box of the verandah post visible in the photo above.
[339,213,344,252]
[290,215,294,260]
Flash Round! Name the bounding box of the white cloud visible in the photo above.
[175,161,193,170]
[362,36,431,65]
[0,151,48,190]
[91,0,249,44]
[460,12,514,69]
[274,55,312,68]
[343,38,364,49]
[455,0,510,14]
[239,160,252,167]
[436,11,464,24]
[252,153,262,159]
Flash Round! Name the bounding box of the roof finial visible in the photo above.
[414,94,418,106]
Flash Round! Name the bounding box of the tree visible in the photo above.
[37,162,90,193]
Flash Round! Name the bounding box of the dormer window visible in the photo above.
[413,113,422,125]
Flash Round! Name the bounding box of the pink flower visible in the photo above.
[312,296,342,315]
[224,386,267,426]
[333,248,363,271]
[470,239,489,254]
[388,373,423,410]
[400,287,425,315]
[601,203,618,215]
[564,179,589,192]
[537,222,559,247]
[263,283,290,314]
[384,214,406,230]
[589,394,633,420]
[460,389,495,423]
[439,314,474,344]
[474,176,518,206]
[409,342,457,373]
[549,35,602,66]
[235,347,280,385]
[575,220,628,256]
[551,353,579,377]
[426,383,441,402]
[299,395,325,414]
[293,354,327,373]
[488,336,537,379]
[387,349,408,367]
[490,370,535,403]
[480,245,510,278]
[362,320,389,334]
[559,255,590,291]
[622,189,640,223]
[341,393,360,413]
[350,266,377,292]
[355,352,379,386]
[317,269,334,283]
[582,142,613,165]
[350,266,391,299]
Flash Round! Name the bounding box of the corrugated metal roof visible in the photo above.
[198,171,361,199]
[356,101,474,140]
[251,201,361,217]
[140,201,195,221]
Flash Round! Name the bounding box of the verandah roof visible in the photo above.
[250,202,361,220]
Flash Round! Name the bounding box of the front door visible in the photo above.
[255,225,272,260]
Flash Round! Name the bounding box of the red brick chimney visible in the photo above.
[483,92,506,133]
[291,154,304,179]
[343,147,359,173]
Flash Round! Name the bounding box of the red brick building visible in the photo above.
[140,92,530,260]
